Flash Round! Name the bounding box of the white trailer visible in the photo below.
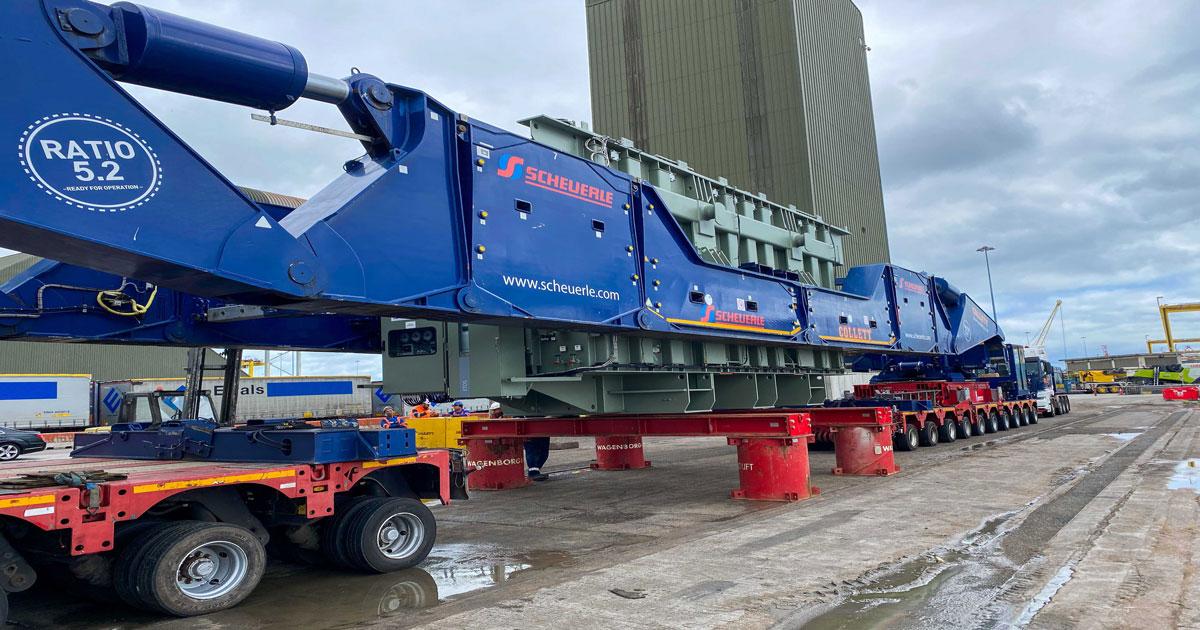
[96,375,375,425]
[0,374,92,430]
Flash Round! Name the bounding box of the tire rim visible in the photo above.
[175,540,249,600]
[908,429,919,449]
[0,444,18,460]
[377,512,424,560]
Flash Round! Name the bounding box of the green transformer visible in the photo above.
[382,117,849,415]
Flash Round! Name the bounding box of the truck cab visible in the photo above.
[117,390,219,425]
[1025,358,1068,416]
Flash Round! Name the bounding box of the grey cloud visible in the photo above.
[860,0,1200,362]
[878,84,1040,186]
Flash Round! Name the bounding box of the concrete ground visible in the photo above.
[8,394,1199,629]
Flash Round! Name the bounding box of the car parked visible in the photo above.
[0,427,47,460]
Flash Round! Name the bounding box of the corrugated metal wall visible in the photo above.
[0,253,222,381]
[791,0,890,269]
[0,341,205,381]
[585,0,890,272]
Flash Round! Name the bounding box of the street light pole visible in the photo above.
[1082,336,1088,357]
[976,245,999,331]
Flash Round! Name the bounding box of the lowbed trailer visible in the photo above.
[0,449,456,619]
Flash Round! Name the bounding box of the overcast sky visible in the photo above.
[8,1,1198,377]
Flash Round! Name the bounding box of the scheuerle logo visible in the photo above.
[496,152,613,208]
[20,113,161,212]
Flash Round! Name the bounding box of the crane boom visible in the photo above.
[1031,300,1062,349]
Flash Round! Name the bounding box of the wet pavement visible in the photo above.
[8,395,1198,628]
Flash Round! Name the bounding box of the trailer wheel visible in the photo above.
[342,498,437,573]
[983,412,998,433]
[938,419,957,443]
[321,496,382,568]
[896,424,920,451]
[957,420,972,440]
[919,421,939,447]
[1062,397,1071,414]
[970,415,985,436]
[1007,408,1022,428]
[114,522,196,609]
[1025,406,1038,425]
[119,521,266,616]
[992,410,1008,431]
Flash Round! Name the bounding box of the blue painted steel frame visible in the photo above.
[0,259,382,352]
[0,0,1005,370]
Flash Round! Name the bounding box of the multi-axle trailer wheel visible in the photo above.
[106,499,437,617]
[114,521,267,616]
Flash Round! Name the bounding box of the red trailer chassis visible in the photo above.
[0,451,451,556]
[0,450,454,619]
[459,407,900,502]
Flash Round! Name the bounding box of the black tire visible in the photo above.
[938,419,957,443]
[321,496,382,569]
[341,498,437,573]
[135,522,265,616]
[983,412,998,433]
[896,424,920,452]
[1062,397,1071,414]
[992,410,1008,431]
[957,420,972,440]
[1025,406,1038,425]
[970,416,985,436]
[0,442,22,461]
[919,421,939,447]
[114,522,196,610]
[0,588,7,626]
[1008,408,1023,428]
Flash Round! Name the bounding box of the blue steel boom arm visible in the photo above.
[0,0,1003,365]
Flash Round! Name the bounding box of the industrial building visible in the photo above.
[585,0,891,270]
[1064,352,1192,372]
[0,253,212,380]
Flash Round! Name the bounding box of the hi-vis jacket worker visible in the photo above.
[410,402,439,418]
[379,406,406,429]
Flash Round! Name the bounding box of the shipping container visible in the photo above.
[96,376,375,425]
[0,374,92,429]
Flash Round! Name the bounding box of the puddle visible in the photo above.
[14,543,572,629]
[1012,563,1075,627]
[423,543,569,598]
[799,513,1017,630]
[1168,459,1200,493]
[1102,432,1142,441]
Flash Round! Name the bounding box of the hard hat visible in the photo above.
[452,400,464,407]
[489,401,501,411]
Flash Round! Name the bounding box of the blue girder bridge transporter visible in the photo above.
[0,0,1008,487]
[0,1,1002,365]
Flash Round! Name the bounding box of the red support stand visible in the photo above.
[728,436,818,502]
[465,438,530,490]
[830,424,899,476]
[591,436,651,470]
